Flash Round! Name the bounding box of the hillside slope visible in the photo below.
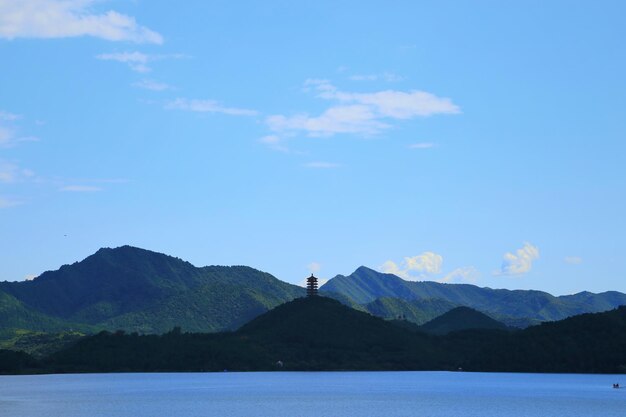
[321,266,626,323]
[0,246,304,334]
[420,306,508,334]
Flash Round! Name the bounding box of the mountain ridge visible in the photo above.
[1,247,625,344]
[320,266,626,324]
[0,245,304,335]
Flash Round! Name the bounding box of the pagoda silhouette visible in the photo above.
[306,273,319,297]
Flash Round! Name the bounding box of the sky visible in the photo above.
[1,0,625,295]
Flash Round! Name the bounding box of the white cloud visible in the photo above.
[0,110,20,121]
[132,79,172,91]
[267,79,459,138]
[268,105,388,137]
[259,135,290,152]
[303,162,340,169]
[381,251,443,280]
[0,197,21,208]
[166,98,257,116]
[495,242,540,276]
[564,256,583,265]
[0,111,39,147]
[307,262,321,274]
[348,72,404,82]
[59,185,102,192]
[438,267,479,284]
[97,51,151,72]
[97,52,186,72]
[0,126,14,146]
[409,142,436,149]
[0,161,35,183]
[0,0,162,44]
[24,274,37,281]
[405,252,443,274]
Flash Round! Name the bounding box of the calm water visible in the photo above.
[1,372,625,417]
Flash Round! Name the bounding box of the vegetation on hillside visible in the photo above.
[321,266,626,324]
[2,298,625,375]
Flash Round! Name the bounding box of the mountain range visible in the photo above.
[321,266,626,325]
[1,245,625,348]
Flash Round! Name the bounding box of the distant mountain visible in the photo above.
[363,297,457,325]
[0,246,304,335]
[419,306,508,335]
[321,266,626,324]
[2,246,625,351]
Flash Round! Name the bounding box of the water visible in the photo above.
[1,372,624,417]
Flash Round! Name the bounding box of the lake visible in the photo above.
[1,372,624,417]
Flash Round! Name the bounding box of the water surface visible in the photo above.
[1,372,624,417]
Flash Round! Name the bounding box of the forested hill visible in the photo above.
[3,298,625,375]
[2,246,625,349]
[0,246,304,334]
[321,266,626,323]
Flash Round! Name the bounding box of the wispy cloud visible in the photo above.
[0,0,162,44]
[409,142,436,149]
[59,185,102,192]
[0,111,21,121]
[0,111,39,147]
[267,79,459,138]
[259,135,289,152]
[348,72,404,82]
[564,256,582,265]
[495,242,540,276]
[96,52,185,73]
[0,161,35,183]
[0,197,21,208]
[97,51,151,72]
[166,98,258,116]
[307,262,321,274]
[268,105,387,137]
[303,161,340,169]
[132,79,173,91]
[438,267,479,284]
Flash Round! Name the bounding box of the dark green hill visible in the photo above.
[240,296,414,347]
[44,296,442,373]
[321,266,626,324]
[453,306,626,373]
[420,306,508,334]
[0,290,91,339]
[0,246,304,335]
[363,297,456,325]
[9,300,626,375]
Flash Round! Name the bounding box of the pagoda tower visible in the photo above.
[306,273,319,297]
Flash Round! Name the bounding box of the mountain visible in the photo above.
[0,290,84,339]
[419,306,508,334]
[42,296,441,373]
[0,246,304,335]
[321,266,626,324]
[6,299,626,374]
[363,297,457,325]
[453,305,626,373]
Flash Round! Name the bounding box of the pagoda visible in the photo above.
[306,273,319,297]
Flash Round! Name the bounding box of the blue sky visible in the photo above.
[1,1,625,295]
